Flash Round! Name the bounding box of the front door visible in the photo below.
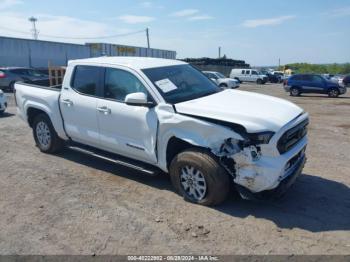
[96,67,158,164]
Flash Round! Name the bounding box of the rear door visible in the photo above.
[60,65,102,147]
[244,69,251,81]
[96,66,158,164]
[302,75,325,93]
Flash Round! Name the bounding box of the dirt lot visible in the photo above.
[0,83,349,255]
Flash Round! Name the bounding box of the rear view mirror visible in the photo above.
[125,92,155,107]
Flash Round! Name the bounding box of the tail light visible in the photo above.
[0,71,6,79]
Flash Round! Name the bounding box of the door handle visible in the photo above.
[97,106,111,115]
[61,99,73,107]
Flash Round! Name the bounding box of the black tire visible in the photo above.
[32,113,64,153]
[257,79,263,85]
[328,88,339,98]
[169,148,230,206]
[8,82,15,92]
[290,87,300,96]
[219,83,228,88]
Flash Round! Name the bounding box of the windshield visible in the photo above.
[142,64,222,104]
[215,72,225,78]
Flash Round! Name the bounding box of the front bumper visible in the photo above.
[236,153,306,200]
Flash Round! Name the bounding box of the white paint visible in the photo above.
[15,57,309,194]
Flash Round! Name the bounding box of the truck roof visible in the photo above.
[68,56,186,70]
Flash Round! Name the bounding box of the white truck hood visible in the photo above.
[175,89,303,133]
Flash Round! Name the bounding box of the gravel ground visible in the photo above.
[0,83,349,255]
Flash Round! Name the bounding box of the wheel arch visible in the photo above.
[27,106,51,128]
[165,136,207,169]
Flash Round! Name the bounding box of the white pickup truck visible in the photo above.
[15,57,309,206]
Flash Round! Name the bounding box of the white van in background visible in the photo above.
[230,69,268,84]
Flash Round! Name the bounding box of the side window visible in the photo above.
[312,75,324,84]
[246,70,251,75]
[241,70,245,74]
[302,75,312,82]
[252,71,258,75]
[72,65,101,96]
[104,68,149,102]
[210,73,217,79]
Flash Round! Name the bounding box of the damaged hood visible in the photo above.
[175,89,303,133]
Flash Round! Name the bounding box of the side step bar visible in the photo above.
[68,145,159,176]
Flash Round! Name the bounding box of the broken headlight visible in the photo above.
[247,131,275,145]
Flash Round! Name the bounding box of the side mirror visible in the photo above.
[125,92,155,107]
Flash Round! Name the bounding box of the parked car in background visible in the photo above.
[0,67,49,91]
[230,69,267,84]
[342,75,350,87]
[0,89,7,114]
[203,71,240,89]
[266,73,281,83]
[284,74,346,97]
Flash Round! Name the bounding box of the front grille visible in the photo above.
[277,119,308,154]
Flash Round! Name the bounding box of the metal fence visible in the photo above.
[0,36,176,68]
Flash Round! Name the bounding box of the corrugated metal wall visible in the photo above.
[0,36,177,68]
[0,36,90,68]
[86,43,176,60]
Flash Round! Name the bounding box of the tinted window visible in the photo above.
[311,75,324,83]
[245,70,251,75]
[291,75,303,81]
[104,68,149,101]
[142,64,221,104]
[241,70,245,74]
[72,65,101,96]
[11,69,28,75]
[252,71,258,75]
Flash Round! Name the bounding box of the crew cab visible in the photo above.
[202,71,240,89]
[230,69,268,84]
[15,57,309,206]
[284,74,347,97]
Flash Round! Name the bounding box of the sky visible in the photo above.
[0,0,349,66]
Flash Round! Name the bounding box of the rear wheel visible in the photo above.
[169,148,230,206]
[32,114,64,153]
[290,87,300,96]
[328,88,339,98]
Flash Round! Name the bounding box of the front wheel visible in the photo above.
[32,113,64,153]
[328,88,339,98]
[169,148,230,206]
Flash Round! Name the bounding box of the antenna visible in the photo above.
[28,16,39,40]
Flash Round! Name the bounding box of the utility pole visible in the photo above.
[278,58,281,69]
[146,28,150,49]
[218,46,221,58]
[29,16,39,40]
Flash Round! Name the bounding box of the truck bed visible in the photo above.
[15,81,68,140]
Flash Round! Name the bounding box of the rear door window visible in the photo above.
[245,70,251,75]
[241,70,245,74]
[72,65,102,96]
